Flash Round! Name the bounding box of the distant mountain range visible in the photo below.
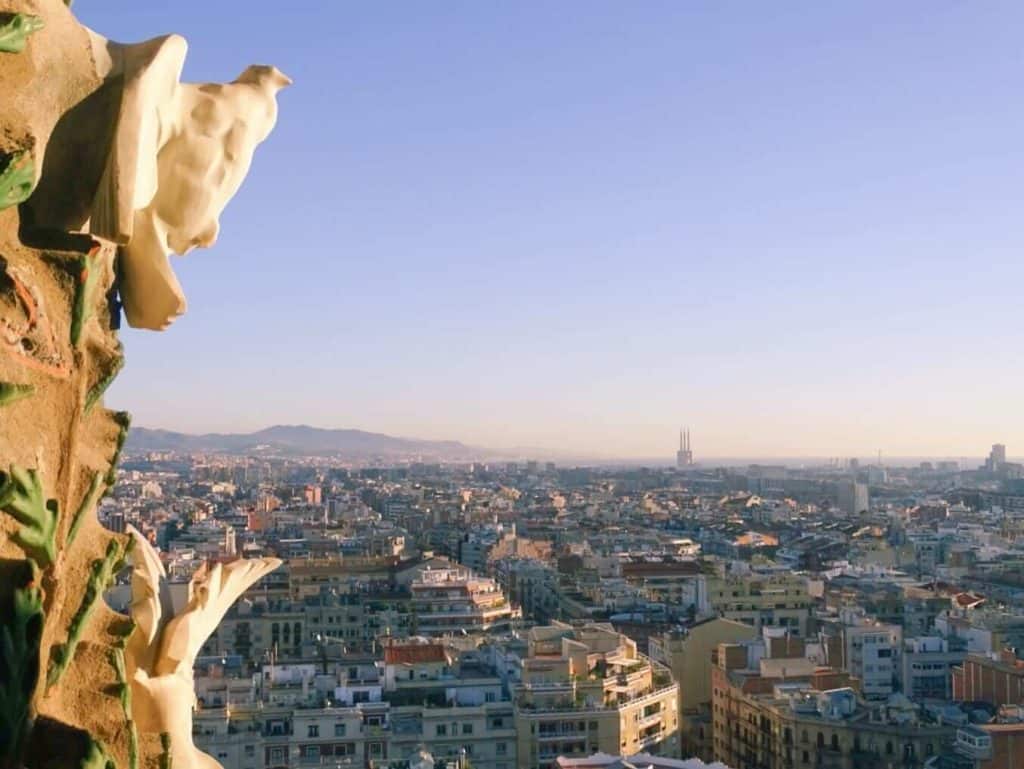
[126,424,479,458]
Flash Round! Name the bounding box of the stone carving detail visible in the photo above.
[0,565,43,766]
[85,33,290,329]
[0,152,34,209]
[0,0,286,767]
[0,14,43,55]
[126,529,281,769]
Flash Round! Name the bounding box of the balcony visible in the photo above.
[636,712,663,729]
[955,728,993,761]
[637,731,666,750]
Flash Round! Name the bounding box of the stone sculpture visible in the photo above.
[0,1,287,768]
[118,62,290,329]
[83,30,290,329]
[27,28,292,330]
[126,528,281,769]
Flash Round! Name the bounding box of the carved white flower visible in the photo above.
[125,526,281,769]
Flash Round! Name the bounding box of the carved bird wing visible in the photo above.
[153,556,281,676]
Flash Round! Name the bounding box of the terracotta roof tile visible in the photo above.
[384,645,447,664]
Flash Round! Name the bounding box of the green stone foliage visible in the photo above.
[66,473,103,550]
[47,539,124,688]
[79,739,115,769]
[85,354,124,414]
[71,246,104,348]
[0,151,34,210]
[105,412,131,486]
[0,467,59,567]
[0,568,44,766]
[109,649,137,769]
[158,734,172,769]
[0,13,43,54]
[0,382,33,407]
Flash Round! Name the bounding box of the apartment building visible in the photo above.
[495,558,561,625]
[930,721,1024,769]
[649,618,757,759]
[840,618,902,700]
[513,622,679,769]
[201,587,416,662]
[707,572,812,637]
[951,650,1024,707]
[901,636,966,701]
[411,566,520,635]
[618,557,709,617]
[711,641,955,769]
[193,641,519,769]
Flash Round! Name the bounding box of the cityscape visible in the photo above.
[93,431,1024,769]
[3,4,1024,769]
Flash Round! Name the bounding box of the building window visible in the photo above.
[496,743,507,756]
[334,723,346,737]
[245,746,255,758]
[462,724,473,735]
[436,725,447,736]
[308,725,319,738]
[303,747,319,761]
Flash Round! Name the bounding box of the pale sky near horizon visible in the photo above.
[85,2,1024,459]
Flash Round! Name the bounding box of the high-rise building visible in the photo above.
[676,428,694,469]
[986,443,1008,472]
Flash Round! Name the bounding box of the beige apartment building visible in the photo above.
[513,622,679,769]
[711,641,954,769]
[707,572,812,637]
[411,566,520,635]
[649,617,758,758]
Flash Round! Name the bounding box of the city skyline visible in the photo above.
[126,421,1014,466]
[78,1,1024,458]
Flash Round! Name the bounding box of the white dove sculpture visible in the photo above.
[125,527,282,769]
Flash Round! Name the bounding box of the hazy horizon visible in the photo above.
[82,1,1024,459]
[128,422,1004,467]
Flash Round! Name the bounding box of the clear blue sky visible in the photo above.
[86,1,1024,458]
